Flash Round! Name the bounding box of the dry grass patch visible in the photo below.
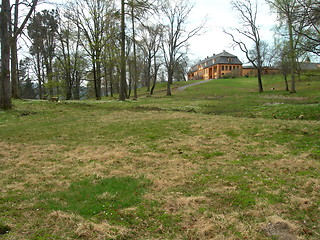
[262,215,301,240]
[47,210,128,240]
[0,142,72,193]
[1,106,319,239]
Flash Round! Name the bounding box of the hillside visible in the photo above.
[0,76,319,239]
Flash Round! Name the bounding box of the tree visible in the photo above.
[161,0,204,96]
[139,24,163,94]
[18,57,37,99]
[28,34,45,99]
[0,0,38,109]
[101,9,120,98]
[224,0,264,92]
[67,0,115,100]
[28,10,59,98]
[173,56,188,82]
[19,58,37,99]
[103,36,120,98]
[119,0,126,101]
[0,0,11,109]
[274,40,291,91]
[129,1,138,100]
[127,0,156,100]
[295,0,320,56]
[56,11,85,100]
[266,0,300,93]
[11,0,19,99]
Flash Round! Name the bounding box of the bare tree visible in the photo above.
[295,0,320,56]
[0,0,38,110]
[266,0,300,93]
[101,9,120,98]
[0,0,11,109]
[103,36,119,98]
[67,0,115,100]
[139,24,163,95]
[224,0,264,92]
[56,11,84,100]
[11,0,19,99]
[127,0,155,100]
[28,10,59,98]
[161,0,205,96]
[139,25,159,88]
[119,0,126,101]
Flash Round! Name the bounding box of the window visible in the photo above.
[226,66,229,71]
[222,66,225,71]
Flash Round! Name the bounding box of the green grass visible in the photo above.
[130,75,319,121]
[0,74,319,239]
[37,176,182,237]
[39,177,149,219]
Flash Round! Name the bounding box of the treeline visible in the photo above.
[269,0,320,93]
[226,0,320,93]
[0,0,203,109]
[2,0,319,110]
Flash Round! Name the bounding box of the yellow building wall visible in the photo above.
[188,64,243,80]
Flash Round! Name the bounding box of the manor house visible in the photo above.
[188,51,243,80]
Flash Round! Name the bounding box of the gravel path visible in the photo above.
[177,79,214,91]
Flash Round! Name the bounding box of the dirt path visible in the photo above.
[137,79,214,98]
[177,79,214,91]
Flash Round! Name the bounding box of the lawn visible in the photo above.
[0,76,319,239]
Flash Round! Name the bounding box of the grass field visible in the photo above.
[0,76,319,239]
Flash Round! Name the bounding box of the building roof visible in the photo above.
[189,50,243,73]
[300,62,320,70]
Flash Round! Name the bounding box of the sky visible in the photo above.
[36,0,277,65]
[186,0,277,64]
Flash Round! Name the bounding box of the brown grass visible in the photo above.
[47,211,128,240]
[1,110,319,239]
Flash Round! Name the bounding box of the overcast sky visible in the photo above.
[37,0,277,65]
[187,0,277,64]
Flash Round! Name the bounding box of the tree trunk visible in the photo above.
[146,56,152,92]
[104,66,109,97]
[167,69,173,96]
[150,55,159,95]
[131,7,138,100]
[0,0,12,110]
[41,58,47,98]
[96,58,102,100]
[115,65,120,94]
[66,73,72,100]
[284,73,289,91]
[74,71,80,100]
[36,52,43,99]
[46,60,54,98]
[62,33,72,100]
[11,40,19,99]
[256,40,263,93]
[11,0,20,99]
[1,0,38,108]
[73,30,81,100]
[119,0,126,101]
[92,59,97,99]
[109,65,114,97]
[257,68,263,93]
[127,60,132,99]
[288,15,296,93]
